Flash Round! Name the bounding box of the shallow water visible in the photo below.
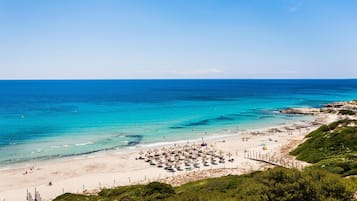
[0,79,357,165]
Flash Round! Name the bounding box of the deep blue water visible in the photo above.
[1,79,357,165]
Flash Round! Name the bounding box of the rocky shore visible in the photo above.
[281,100,357,116]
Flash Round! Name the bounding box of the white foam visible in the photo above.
[75,141,93,146]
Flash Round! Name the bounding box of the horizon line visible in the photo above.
[1,77,357,81]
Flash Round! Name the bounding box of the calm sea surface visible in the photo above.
[1,79,357,165]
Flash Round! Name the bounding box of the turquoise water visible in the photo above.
[0,79,357,165]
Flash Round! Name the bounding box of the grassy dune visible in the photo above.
[291,119,357,176]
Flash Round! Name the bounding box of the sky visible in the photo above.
[0,0,357,79]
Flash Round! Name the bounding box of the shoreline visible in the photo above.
[0,111,339,201]
[0,114,310,169]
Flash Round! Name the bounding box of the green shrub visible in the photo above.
[339,110,356,115]
[53,168,357,201]
[291,119,357,176]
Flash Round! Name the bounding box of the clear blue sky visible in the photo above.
[0,0,357,79]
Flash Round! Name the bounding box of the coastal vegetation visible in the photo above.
[338,110,356,115]
[54,119,357,201]
[54,167,357,201]
[291,119,357,176]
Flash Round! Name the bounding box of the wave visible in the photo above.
[75,141,94,146]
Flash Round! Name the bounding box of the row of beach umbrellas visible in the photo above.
[138,143,234,172]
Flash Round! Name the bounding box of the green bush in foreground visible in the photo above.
[54,168,357,201]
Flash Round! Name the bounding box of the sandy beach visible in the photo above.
[2,0,357,199]
[0,113,339,201]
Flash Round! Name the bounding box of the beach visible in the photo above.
[0,112,339,201]
[2,1,357,199]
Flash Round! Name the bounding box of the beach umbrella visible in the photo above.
[185,160,192,166]
[193,160,200,168]
[149,160,156,165]
[139,150,144,156]
[154,148,159,155]
[157,161,164,168]
[227,152,232,160]
[177,162,184,171]
[211,157,217,165]
[204,160,210,166]
[138,150,144,159]
[147,150,154,157]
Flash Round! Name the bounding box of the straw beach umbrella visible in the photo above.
[227,152,234,162]
[138,150,144,159]
[154,148,160,156]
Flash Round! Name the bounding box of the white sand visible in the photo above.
[0,113,338,201]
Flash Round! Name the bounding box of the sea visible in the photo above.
[1,79,357,166]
